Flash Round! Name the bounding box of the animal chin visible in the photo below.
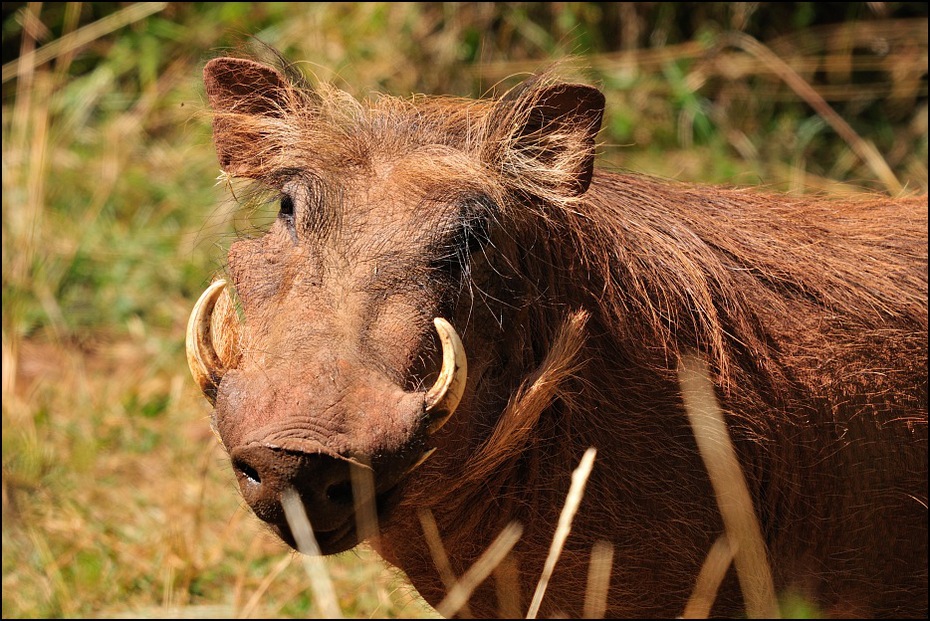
[272,514,358,555]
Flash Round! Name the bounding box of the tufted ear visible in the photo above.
[203,57,292,177]
[483,77,605,197]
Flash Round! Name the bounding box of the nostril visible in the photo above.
[233,457,262,485]
[325,480,353,506]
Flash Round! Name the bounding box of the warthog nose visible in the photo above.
[229,444,354,532]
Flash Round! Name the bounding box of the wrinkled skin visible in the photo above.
[190,56,928,618]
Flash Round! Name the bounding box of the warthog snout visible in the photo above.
[229,444,359,553]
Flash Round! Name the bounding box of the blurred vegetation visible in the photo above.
[2,2,927,618]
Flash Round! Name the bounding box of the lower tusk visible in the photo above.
[186,279,229,405]
[404,447,438,477]
[424,317,467,434]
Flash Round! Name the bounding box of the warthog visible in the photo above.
[188,55,927,618]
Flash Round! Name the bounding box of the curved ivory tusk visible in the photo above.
[424,317,468,434]
[211,280,242,371]
[186,279,229,405]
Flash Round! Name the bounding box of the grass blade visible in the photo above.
[526,447,597,619]
[678,354,779,619]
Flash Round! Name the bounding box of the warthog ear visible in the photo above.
[484,77,605,197]
[203,57,292,177]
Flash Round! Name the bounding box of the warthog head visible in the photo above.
[187,56,603,555]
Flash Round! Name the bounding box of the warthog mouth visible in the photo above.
[268,478,407,555]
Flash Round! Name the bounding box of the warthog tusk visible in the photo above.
[424,317,468,434]
[186,279,234,405]
[404,447,438,476]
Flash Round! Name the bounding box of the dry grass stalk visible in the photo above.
[239,553,295,618]
[474,40,708,82]
[720,31,902,195]
[7,3,48,312]
[418,509,474,618]
[492,551,523,618]
[1,331,17,401]
[526,447,597,619]
[434,521,524,618]
[681,535,736,619]
[1,2,169,84]
[349,457,381,550]
[280,488,342,619]
[678,354,779,619]
[582,540,614,619]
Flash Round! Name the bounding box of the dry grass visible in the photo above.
[2,2,925,618]
[679,355,779,619]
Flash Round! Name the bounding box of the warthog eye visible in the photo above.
[277,192,298,242]
[279,193,295,219]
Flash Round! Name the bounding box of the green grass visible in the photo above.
[2,3,926,618]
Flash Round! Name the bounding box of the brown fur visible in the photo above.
[201,55,927,618]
